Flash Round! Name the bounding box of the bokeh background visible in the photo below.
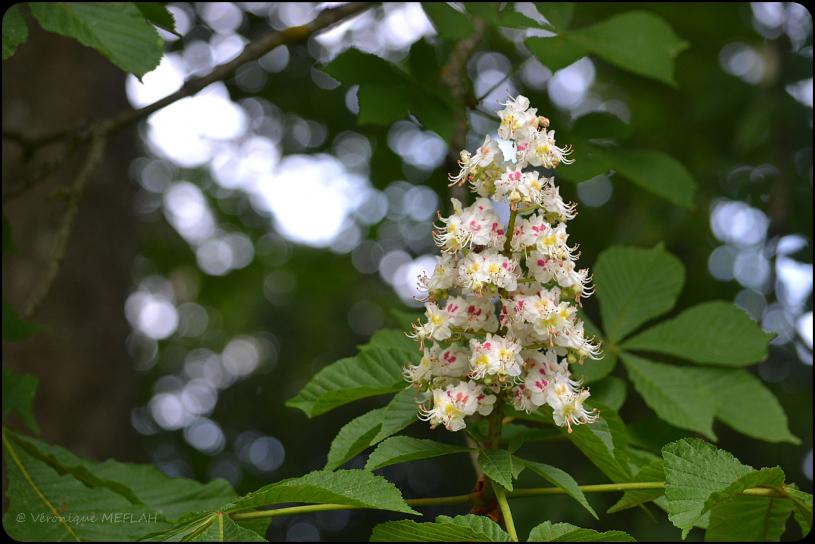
[2,2,812,541]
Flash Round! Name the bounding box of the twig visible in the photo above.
[22,129,107,318]
[7,3,375,316]
[14,2,373,150]
[3,140,81,202]
[228,482,794,521]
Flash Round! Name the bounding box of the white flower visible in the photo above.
[468,333,523,381]
[419,380,496,431]
[447,295,499,333]
[552,389,598,433]
[458,251,518,294]
[449,135,505,188]
[407,93,602,433]
[418,254,457,294]
[526,129,574,168]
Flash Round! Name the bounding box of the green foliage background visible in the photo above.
[2,2,812,541]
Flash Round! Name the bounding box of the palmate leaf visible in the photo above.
[478,448,516,491]
[587,145,696,209]
[534,2,575,31]
[527,521,635,542]
[371,514,510,542]
[519,459,598,518]
[324,389,420,471]
[661,438,792,539]
[372,387,421,442]
[565,406,631,483]
[2,429,171,541]
[224,469,417,515]
[7,430,237,522]
[705,494,794,542]
[620,353,716,440]
[29,3,164,78]
[365,436,470,471]
[324,408,386,471]
[286,329,418,417]
[422,2,474,40]
[623,301,775,366]
[607,459,665,514]
[593,245,684,343]
[688,367,798,444]
[188,513,267,542]
[2,4,28,60]
[526,11,686,86]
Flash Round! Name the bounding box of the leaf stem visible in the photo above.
[494,485,519,542]
[227,482,794,521]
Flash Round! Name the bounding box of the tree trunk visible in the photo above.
[2,10,141,462]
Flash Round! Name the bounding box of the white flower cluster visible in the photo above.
[406,95,601,433]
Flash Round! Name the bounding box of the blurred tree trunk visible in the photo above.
[2,11,141,461]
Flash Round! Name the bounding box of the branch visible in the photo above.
[22,130,107,318]
[228,481,794,521]
[6,3,375,315]
[13,2,374,149]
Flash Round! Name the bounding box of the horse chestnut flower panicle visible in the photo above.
[406,95,602,433]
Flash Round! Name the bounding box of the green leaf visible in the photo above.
[408,39,440,84]
[525,35,587,72]
[565,406,631,483]
[366,436,469,471]
[498,9,547,30]
[688,366,798,444]
[2,429,171,541]
[2,302,41,341]
[321,48,408,86]
[188,512,267,542]
[501,423,561,453]
[534,3,575,31]
[520,459,598,519]
[705,494,794,542]
[9,430,237,521]
[437,515,511,542]
[527,521,636,541]
[566,11,688,86]
[286,329,418,417]
[621,353,716,440]
[224,469,417,515]
[29,3,164,78]
[594,245,685,342]
[422,3,474,40]
[589,145,696,209]
[3,369,40,433]
[357,82,411,125]
[623,301,774,366]
[627,418,691,453]
[462,2,499,24]
[325,408,386,471]
[371,514,510,541]
[478,449,515,491]
[135,3,179,36]
[587,376,627,412]
[786,486,813,535]
[2,4,28,60]
[372,387,421,443]
[410,88,457,142]
[572,112,631,141]
[558,139,612,183]
[662,438,756,538]
[607,459,665,513]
